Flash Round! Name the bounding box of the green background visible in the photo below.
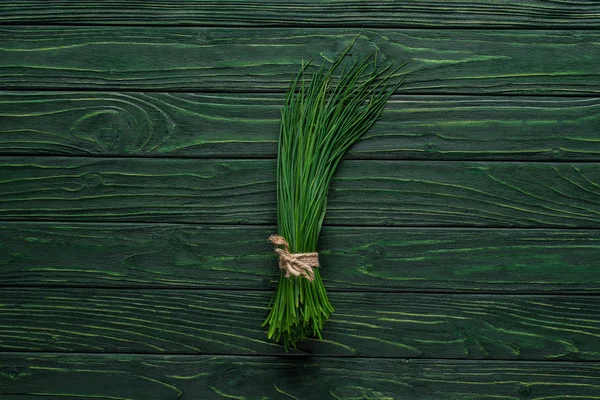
[1,1,599,399]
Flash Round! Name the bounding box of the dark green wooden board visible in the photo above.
[2,2,599,397]
[2,1,599,28]
[1,223,599,292]
[1,354,599,399]
[1,289,597,359]
[2,157,600,227]
[3,92,600,161]
[1,28,599,94]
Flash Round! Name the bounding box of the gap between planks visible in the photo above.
[1,351,599,363]
[0,284,598,296]
[3,152,600,164]
[8,86,600,98]
[4,218,600,231]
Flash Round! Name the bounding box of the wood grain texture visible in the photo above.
[3,92,600,161]
[1,1,600,28]
[2,223,599,292]
[1,28,599,94]
[1,354,599,400]
[2,157,600,227]
[0,288,597,360]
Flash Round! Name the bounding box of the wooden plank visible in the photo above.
[0,289,598,359]
[1,1,599,28]
[3,92,600,161]
[1,354,599,399]
[2,223,599,292]
[0,397,59,400]
[2,157,600,228]
[1,28,599,94]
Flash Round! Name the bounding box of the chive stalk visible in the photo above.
[263,42,403,348]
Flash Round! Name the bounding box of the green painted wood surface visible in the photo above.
[3,92,600,161]
[2,1,599,28]
[1,223,599,292]
[2,157,600,227]
[2,2,599,397]
[1,28,599,94]
[1,289,597,359]
[1,354,599,399]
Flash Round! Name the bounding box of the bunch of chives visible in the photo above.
[263,43,403,348]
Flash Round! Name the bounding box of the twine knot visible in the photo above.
[268,235,319,281]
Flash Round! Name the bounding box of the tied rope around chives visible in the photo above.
[269,235,319,281]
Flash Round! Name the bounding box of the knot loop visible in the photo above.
[268,235,319,281]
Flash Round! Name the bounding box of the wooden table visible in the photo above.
[1,2,599,398]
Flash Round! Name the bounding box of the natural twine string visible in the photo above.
[268,235,319,281]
